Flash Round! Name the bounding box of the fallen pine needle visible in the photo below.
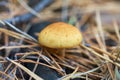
[59,67,79,80]
[80,44,120,68]
[0,44,38,50]
[6,57,43,80]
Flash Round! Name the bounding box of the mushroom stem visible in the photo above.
[54,48,65,58]
[44,47,66,58]
[61,48,65,58]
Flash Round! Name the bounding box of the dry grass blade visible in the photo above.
[70,66,102,79]
[16,51,54,66]
[90,46,120,61]
[0,28,28,39]
[58,62,75,70]
[80,44,120,67]
[95,10,115,79]
[0,28,29,42]
[4,63,12,73]
[1,20,38,42]
[0,44,38,50]
[95,10,106,50]
[6,57,43,80]
[0,70,13,79]
[28,52,41,80]
[59,67,79,80]
[80,2,120,13]
[20,59,62,72]
[59,65,102,80]
[113,19,120,42]
[0,28,38,45]
[44,49,64,73]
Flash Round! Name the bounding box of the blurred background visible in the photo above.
[0,0,120,80]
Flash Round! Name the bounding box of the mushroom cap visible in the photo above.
[38,22,82,48]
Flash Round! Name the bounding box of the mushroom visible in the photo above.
[38,22,82,57]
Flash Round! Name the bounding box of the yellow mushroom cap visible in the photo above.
[38,22,82,48]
